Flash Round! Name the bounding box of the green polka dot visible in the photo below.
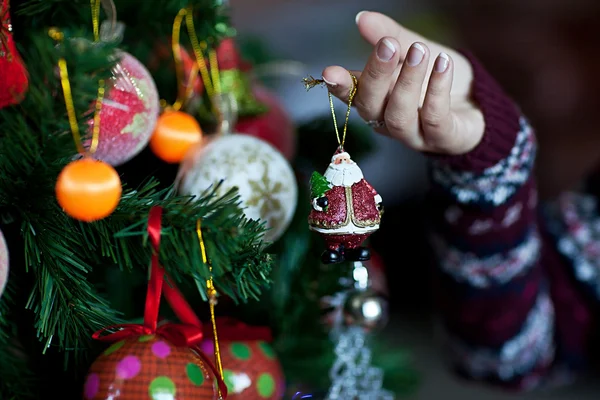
[223,369,236,393]
[258,341,275,359]
[138,335,155,342]
[230,342,251,360]
[186,363,205,385]
[103,340,125,356]
[257,373,275,397]
[149,376,176,399]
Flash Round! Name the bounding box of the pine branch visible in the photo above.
[109,181,272,302]
[0,281,37,398]
[0,29,272,370]
[16,0,231,42]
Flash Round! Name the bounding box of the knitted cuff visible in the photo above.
[430,51,522,173]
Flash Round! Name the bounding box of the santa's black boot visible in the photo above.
[321,249,344,264]
[345,247,371,262]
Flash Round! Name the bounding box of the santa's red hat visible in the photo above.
[331,150,351,163]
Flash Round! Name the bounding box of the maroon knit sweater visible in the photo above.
[429,53,597,391]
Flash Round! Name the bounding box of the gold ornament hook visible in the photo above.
[302,71,358,149]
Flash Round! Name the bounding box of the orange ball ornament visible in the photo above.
[150,111,202,163]
[55,158,122,222]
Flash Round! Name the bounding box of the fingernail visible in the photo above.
[406,43,425,67]
[434,52,449,73]
[377,39,396,62]
[355,11,366,25]
[322,76,337,87]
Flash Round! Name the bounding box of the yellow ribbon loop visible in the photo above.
[328,72,357,150]
[196,220,224,397]
[302,73,357,150]
[90,0,101,42]
[51,29,105,156]
[169,7,220,111]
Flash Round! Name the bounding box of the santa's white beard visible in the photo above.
[324,162,364,187]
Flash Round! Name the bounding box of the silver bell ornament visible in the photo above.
[343,289,389,331]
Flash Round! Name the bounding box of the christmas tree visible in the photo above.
[0,0,418,398]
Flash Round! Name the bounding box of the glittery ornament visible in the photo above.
[0,0,28,109]
[200,339,285,399]
[178,134,297,243]
[85,51,160,166]
[83,335,218,400]
[0,228,8,299]
[308,151,382,264]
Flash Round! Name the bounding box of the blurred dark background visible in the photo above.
[229,0,600,398]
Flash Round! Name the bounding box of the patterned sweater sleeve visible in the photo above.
[427,53,555,390]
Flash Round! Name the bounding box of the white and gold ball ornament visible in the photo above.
[178,134,297,242]
[0,228,8,299]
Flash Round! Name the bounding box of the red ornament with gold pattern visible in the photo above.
[0,0,28,109]
[200,319,285,400]
[305,75,383,264]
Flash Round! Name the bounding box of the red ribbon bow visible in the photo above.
[92,206,228,397]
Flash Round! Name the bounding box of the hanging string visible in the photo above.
[196,219,224,398]
[49,28,105,155]
[302,72,358,150]
[90,0,101,42]
[167,8,205,111]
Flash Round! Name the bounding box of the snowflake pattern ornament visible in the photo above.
[304,74,382,264]
[178,134,297,243]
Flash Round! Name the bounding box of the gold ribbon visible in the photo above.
[302,73,357,150]
[196,219,224,398]
[49,28,105,155]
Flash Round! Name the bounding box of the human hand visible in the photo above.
[323,11,485,155]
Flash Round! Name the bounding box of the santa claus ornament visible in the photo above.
[0,0,28,109]
[304,74,383,264]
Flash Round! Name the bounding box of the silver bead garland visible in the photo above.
[324,261,394,400]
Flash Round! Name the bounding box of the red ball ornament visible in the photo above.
[200,338,285,399]
[83,335,218,400]
[235,85,296,161]
[0,0,28,109]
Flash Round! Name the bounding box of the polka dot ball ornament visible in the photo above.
[200,321,285,399]
[83,334,219,400]
[83,207,226,400]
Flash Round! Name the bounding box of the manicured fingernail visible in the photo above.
[406,43,425,66]
[377,39,396,62]
[322,76,337,87]
[355,11,366,25]
[435,52,449,73]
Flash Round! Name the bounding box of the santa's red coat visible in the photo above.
[308,179,380,230]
